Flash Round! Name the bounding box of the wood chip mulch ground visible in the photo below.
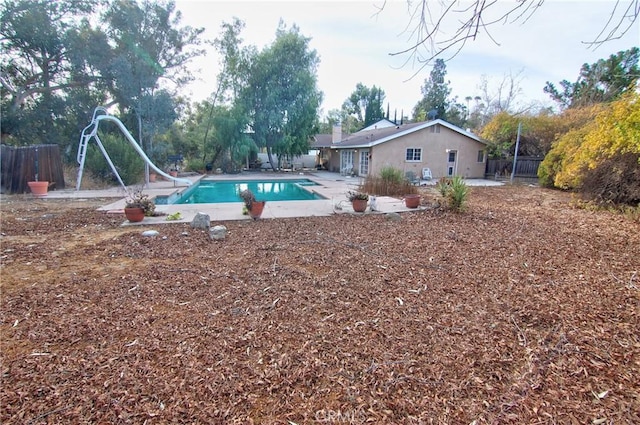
[1,185,638,424]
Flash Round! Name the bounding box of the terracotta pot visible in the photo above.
[124,207,145,223]
[169,170,178,177]
[248,201,266,220]
[149,172,157,182]
[27,181,49,197]
[351,198,367,212]
[404,194,420,208]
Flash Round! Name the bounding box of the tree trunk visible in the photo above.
[266,146,277,172]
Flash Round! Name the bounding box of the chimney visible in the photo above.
[332,124,342,144]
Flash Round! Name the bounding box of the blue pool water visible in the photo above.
[157,179,325,205]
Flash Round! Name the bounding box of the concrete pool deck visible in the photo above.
[42,171,504,224]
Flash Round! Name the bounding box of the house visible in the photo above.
[313,119,487,179]
[359,118,397,132]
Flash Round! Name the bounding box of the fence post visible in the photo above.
[510,122,522,183]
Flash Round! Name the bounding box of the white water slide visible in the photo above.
[76,106,192,191]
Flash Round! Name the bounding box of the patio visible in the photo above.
[42,171,504,224]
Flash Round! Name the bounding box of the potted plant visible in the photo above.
[124,189,156,222]
[404,194,421,208]
[27,147,49,197]
[347,191,369,213]
[239,188,266,220]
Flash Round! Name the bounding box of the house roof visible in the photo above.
[360,118,397,131]
[310,130,352,148]
[310,134,333,149]
[331,119,486,149]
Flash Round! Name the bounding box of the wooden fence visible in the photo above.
[485,156,543,179]
[1,144,66,194]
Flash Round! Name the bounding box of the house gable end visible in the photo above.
[333,119,485,150]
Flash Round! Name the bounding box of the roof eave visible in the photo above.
[333,119,487,148]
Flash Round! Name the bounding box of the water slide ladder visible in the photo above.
[76,106,192,191]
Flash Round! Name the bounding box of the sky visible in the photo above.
[174,0,640,119]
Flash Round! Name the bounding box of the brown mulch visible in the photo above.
[1,186,638,424]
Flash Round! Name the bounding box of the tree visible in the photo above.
[480,111,558,159]
[211,105,255,172]
[0,0,99,147]
[544,47,640,109]
[479,71,526,114]
[384,1,639,72]
[413,59,452,121]
[138,89,177,164]
[99,0,205,152]
[210,18,251,106]
[175,101,212,160]
[199,18,252,167]
[0,0,204,172]
[445,98,468,128]
[320,108,361,134]
[342,83,386,129]
[240,23,322,171]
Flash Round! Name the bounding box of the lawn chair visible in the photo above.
[422,168,432,180]
[405,171,420,185]
[341,164,354,176]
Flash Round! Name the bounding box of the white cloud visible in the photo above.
[176,0,640,118]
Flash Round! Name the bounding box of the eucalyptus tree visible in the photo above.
[211,105,255,171]
[199,18,254,168]
[138,89,177,165]
[210,18,251,106]
[0,0,204,166]
[98,0,204,154]
[240,23,322,171]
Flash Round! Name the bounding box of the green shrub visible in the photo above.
[186,158,205,173]
[435,177,452,197]
[380,166,404,184]
[537,150,561,188]
[436,176,468,212]
[84,132,144,185]
[447,176,469,212]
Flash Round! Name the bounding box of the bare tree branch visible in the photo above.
[584,0,639,47]
[384,0,638,75]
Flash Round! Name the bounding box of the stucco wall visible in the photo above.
[367,125,486,178]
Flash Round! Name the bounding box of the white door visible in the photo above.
[446,150,458,176]
[340,150,354,175]
[359,150,369,176]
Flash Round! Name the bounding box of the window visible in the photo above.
[406,148,422,162]
[477,150,485,163]
[448,151,456,162]
[430,124,440,133]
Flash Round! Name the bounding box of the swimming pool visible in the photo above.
[156,179,326,205]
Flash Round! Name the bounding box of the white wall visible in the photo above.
[256,152,319,169]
